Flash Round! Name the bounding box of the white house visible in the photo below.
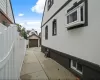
[41,0,100,80]
[27,29,40,47]
[27,29,38,37]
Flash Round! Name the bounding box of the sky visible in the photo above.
[11,0,46,33]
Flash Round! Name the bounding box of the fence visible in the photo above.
[0,23,26,80]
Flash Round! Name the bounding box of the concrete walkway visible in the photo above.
[20,47,76,80]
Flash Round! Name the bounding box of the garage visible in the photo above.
[27,33,40,48]
[29,39,38,47]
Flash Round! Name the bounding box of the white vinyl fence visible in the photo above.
[0,23,26,80]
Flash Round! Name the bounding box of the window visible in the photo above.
[48,0,54,10]
[67,11,77,24]
[66,2,85,28]
[77,63,83,72]
[52,19,57,36]
[71,60,83,74]
[45,26,48,40]
[72,60,77,67]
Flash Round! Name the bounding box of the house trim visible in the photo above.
[28,34,40,39]
[0,0,15,24]
[41,0,48,27]
[67,0,88,30]
[9,0,15,23]
[41,45,100,80]
[0,9,13,24]
[41,0,72,27]
[41,0,48,45]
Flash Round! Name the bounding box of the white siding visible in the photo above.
[42,0,81,25]
[0,0,14,23]
[42,0,100,66]
[29,36,39,40]
[7,0,14,23]
[0,0,6,14]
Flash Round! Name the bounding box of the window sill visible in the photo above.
[71,66,83,75]
[52,34,57,36]
[66,21,85,30]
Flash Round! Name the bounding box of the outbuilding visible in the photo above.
[28,34,40,48]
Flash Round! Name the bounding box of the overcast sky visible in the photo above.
[11,0,46,33]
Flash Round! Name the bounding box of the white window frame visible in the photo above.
[71,60,83,74]
[66,2,85,28]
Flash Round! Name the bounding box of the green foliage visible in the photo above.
[21,27,28,40]
[16,23,28,40]
[16,24,22,32]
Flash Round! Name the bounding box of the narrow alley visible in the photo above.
[20,48,76,80]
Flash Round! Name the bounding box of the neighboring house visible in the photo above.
[0,0,15,26]
[41,0,100,80]
[27,29,40,48]
[27,29,38,37]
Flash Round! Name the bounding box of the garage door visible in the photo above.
[29,39,38,47]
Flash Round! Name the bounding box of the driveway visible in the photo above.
[20,47,76,80]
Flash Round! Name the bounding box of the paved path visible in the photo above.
[20,47,76,80]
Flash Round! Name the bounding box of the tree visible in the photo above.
[21,28,27,40]
[16,23,22,32]
[16,23,27,40]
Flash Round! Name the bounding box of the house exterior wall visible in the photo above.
[29,36,39,40]
[42,0,69,25]
[42,0,100,66]
[0,13,11,25]
[42,0,81,25]
[7,0,14,23]
[0,0,14,23]
[42,0,100,79]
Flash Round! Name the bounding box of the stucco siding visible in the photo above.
[42,0,69,25]
[42,0,81,25]
[42,0,100,66]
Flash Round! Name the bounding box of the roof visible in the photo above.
[27,30,31,34]
[27,29,39,37]
[28,33,40,39]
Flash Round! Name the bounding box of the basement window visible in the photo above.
[66,2,85,28]
[72,60,77,68]
[71,60,83,74]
